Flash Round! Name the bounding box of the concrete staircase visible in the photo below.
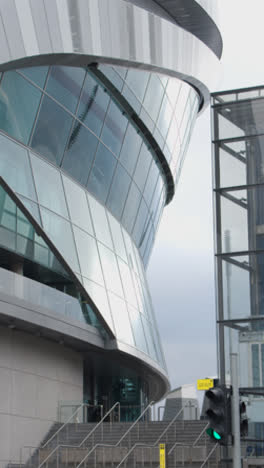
[7,420,220,468]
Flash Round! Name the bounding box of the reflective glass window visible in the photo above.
[133,144,152,192]
[31,95,73,165]
[46,66,85,113]
[108,292,134,345]
[252,344,260,387]
[119,123,142,175]
[82,277,114,331]
[0,134,36,200]
[143,74,164,122]
[125,69,149,102]
[0,71,42,144]
[117,258,138,308]
[166,78,181,109]
[87,143,117,204]
[133,199,148,245]
[62,122,98,186]
[122,228,137,272]
[139,107,154,132]
[30,154,68,218]
[98,243,123,297]
[0,192,16,231]
[122,84,141,113]
[77,73,110,136]
[19,67,49,88]
[98,65,123,92]
[128,306,148,354]
[107,212,127,262]
[106,165,131,220]
[157,94,173,138]
[141,316,158,361]
[40,207,80,273]
[143,161,159,206]
[88,196,113,249]
[122,182,141,234]
[18,196,41,225]
[101,101,128,156]
[73,226,104,285]
[62,175,93,234]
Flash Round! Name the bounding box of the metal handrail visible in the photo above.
[115,400,197,468]
[42,402,87,448]
[76,400,154,468]
[193,422,209,447]
[199,442,218,468]
[37,402,120,468]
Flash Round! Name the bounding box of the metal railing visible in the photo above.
[75,400,154,468]
[37,402,120,468]
[199,443,219,468]
[115,399,198,468]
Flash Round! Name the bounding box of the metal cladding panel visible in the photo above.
[0,0,220,110]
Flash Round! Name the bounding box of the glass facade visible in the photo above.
[0,63,200,417]
[212,86,264,452]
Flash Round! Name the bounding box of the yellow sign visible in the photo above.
[159,443,166,468]
[197,378,214,391]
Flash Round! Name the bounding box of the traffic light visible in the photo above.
[205,384,231,446]
[239,400,248,437]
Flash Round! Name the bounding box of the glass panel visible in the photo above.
[133,199,148,245]
[82,277,114,331]
[77,73,110,136]
[262,344,264,386]
[122,182,141,234]
[101,101,128,156]
[133,144,152,192]
[73,226,104,285]
[119,123,142,175]
[106,165,131,220]
[218,143,247,188]
[40,207,80,273]
[87,143,117,204]
[252,344,260,387]
[30,154,68,218]
[122,84,141,113]
[217,98,264,140]
[143,74,164,122]
[128,305,148,354]
[98,65,123,92]
[88,196,113,249]
[117,258,138,308]
[108,292,134,345]
[45,66,85,113]
[0,71,42,144]
[166,78,181,109]
[98,243,123,297]
[141,315,157,360]
[122,228,137,272]
[143,162,159,206]
[107,212,127,262]
[19,66,49,88]
[125,69,149,102]
[31,95,73,165]
[62,122,98,186]
[220,190,249,253]
[18,196,41,224]
[0,134,36,200]
[62,175,93,234]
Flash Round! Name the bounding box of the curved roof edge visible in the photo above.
[123,0,223,59]
[0,0,221,112]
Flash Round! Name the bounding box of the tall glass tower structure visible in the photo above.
[0,0,221,465]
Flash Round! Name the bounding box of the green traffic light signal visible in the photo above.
[206,427,222,441]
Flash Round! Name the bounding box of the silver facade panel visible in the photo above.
[0,0,220,109]
[0,0,26,60]
[29,0,52,54]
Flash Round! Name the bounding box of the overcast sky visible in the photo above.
[147,0,264,393]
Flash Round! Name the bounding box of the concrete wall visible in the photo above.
[0,326,83,467]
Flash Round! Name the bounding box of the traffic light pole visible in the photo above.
[231,352,241,468]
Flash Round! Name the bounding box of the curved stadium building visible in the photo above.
[0,0,221,464]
